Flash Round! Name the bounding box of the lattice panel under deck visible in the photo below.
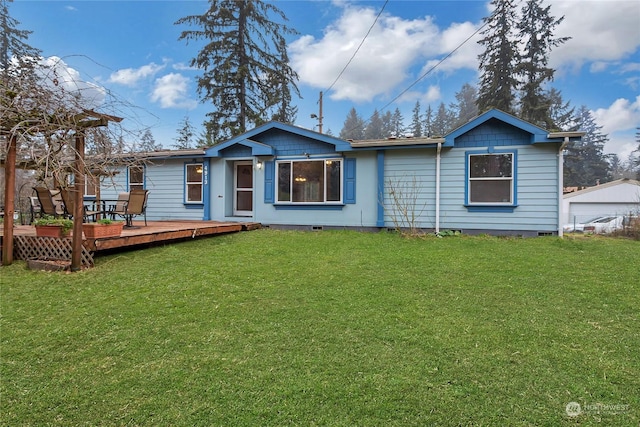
[14,236,94,267]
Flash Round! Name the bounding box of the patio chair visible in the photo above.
[33,187,63,218]
[116,189,149,227]
[108,192,129,220]
[59,187,105,222]
[29,196,42,224]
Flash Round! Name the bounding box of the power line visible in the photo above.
[323,0,389,97]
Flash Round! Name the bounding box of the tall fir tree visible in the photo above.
[563,106,612,187]
[339,107,365,140]
[0,0,40,82]
[451,83,479,128]
[136,129,162,153]
[423,105,433,137]
[173,115,196,149]
[516,0,569,127]
[381,110,393,139]
[176,0,299,143]
[546,87,574,131]
[364,109,384,139]
[431,103,454,137]
[391,108,405,138]
[476,0,520,114]
[410,101,422,137]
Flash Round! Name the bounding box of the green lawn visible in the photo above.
[1,230,638,426]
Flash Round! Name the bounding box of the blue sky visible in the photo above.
[10,0,640,159]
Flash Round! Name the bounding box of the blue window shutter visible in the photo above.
[344,158,356,204]
[264,160,275,203]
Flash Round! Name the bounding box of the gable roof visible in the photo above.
[444,109,582,147]
[205,121,353,157]
[563,178,640,199]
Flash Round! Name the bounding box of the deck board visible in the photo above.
[2,220,260,256]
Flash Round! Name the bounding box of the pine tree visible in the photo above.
[364,109,384,139]
[173,115,196,149]
[381,110,393,139]
[563,106,612,187]
[476,0,520,114]
[410,101,422,137]
[451,83,478,128]
[547,87,574,131]
[339,107,365,140]
[431,103,454,137]
[176,0,299,143]
[423,105,433,137]
[0,0,41,82]
[136,129,162,153]
[516,0,569,127]
[391,108,405,138]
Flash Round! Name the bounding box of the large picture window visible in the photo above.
[185,163,203,203]
[276,159,342,203]
[128,166,144,191]
[468,153,513,204]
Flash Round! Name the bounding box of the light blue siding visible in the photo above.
[382,144,560,232]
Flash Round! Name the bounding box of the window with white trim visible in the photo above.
[185,163,203,203]
[128,166,144,191]
[276,159,342,203]
[84,174,98,197]
[468,153,513,204]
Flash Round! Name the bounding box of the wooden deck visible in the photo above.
[2,220,261,262]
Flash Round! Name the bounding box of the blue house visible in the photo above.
[99,109,583,236]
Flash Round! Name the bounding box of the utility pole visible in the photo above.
[311,91,324,134]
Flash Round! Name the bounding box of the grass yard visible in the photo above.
[1,230,639,426]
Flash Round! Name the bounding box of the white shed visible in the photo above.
[562,178,640,225]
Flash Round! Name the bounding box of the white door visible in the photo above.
[234,161,253,216]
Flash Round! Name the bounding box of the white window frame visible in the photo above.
[275,158,343,204]
[185,163,204,204]
[128,166,144,191]
[467,152,514,205]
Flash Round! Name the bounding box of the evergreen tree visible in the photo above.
[516,0,569,127]
[0,0,41,82]
[391,108,405,138]
[431,103,454,137]
[563,106,612,187]
[364,109,384,139]
[173,115,196,149]
[451,83,478,128]
[423,105,433,137]
[476,0,520,114]
[339,107,365,140]
[137,129,162,153]
[547,87,574,131]
[176,0,299,143]
[410,101,422,137]
[381,110,393,139]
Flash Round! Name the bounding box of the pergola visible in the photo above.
[2,109,122,271]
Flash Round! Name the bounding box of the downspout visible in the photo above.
[435,142,442,234]
[558,137,569,237]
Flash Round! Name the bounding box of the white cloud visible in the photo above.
[550,1,640,73]
[592,96,640,158]
[109,62,165,87]
[150,73,197,109]
[37,56,106,110]
[290,6,449,103]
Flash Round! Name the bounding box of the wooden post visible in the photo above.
[2,134,17,266]
[71,132,86,271]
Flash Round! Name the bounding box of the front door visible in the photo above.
[234,161,253,216]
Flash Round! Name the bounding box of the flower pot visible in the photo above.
[35,225,70,238]
[82,222,124,238]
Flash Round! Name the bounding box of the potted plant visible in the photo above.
[33,216,74,238]
[82,218,124,238]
